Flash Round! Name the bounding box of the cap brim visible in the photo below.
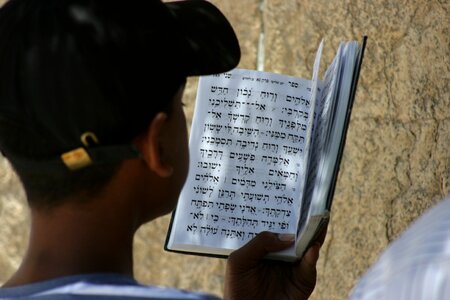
[165,1,241,76]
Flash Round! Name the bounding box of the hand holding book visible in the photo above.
[225,229,327,300]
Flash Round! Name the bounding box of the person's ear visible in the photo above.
[135,112,174,178]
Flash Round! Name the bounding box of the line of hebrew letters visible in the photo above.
[210,86,229,95]
[228,216,259,228]
[197,161,221,170]
[288,81,299,88]
[207,109,222,119]
[255,116,273,126]
[270,80,283,85]
[259,220,290,230]
[208,98,267,111]
[260,91,278,102]
[190,200,293,220]
[231,177,257,188]
[218,189,236,200]
[190,199,214,209]
[194,173,220,183]
[190,212,220,222]
[228,113,250,124]
[236,88,252,98]
[229,151,256,162]
[262,180,287,191]
[186,223,219,236]
[282,145,302,155]
[287,133,305,143]
[209,98,240,108]
[201,136,232,146]
[261,155,290,166]
[282,107,309,120]
[263,131,306,144]
[274,195,294,205]
[200,225,219,236]
[220,229,246,240]
[186,223,198,232]
[285,94,310,106]
[278,221,290,229]
[187,204,293,233]
[279,119,307,131]
[260,220,276,230]
[241,192,270,203]
[239,204,257,215]
[199,149,223,159]
[216,202,237,213]
[203,123,223,134]
[266,130,286,140]
[193,185,214,197]
[262,142,279,153]
[235,165,254,175]
[226,126,260,137]
[268,169,299,181]
[202,123,260,137]
[256,77,269,83]
[236,140,259,150]
[262,207,292,218]
[186,223,259,240]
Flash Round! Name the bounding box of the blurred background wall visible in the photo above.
[0,0,448,299]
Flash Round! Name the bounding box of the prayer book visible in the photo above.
[165,37,367,261]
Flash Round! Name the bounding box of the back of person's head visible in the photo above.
[0,0,240,208]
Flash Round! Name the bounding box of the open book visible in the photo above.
[165,37,367,261]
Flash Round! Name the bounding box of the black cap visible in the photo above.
[0,0,240,171]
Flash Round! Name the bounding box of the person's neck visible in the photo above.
[3,195,137,287]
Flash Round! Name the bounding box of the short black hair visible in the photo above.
[0,0,240,208]
[0,0,184,207]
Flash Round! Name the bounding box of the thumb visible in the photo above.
[228,232,294,269]
[301,242,321,270]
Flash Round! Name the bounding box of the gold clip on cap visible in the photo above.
[81,132,99,147]
[61,147,93,171]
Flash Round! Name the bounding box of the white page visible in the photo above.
[168,69,312,255]
[295,40,325,239]
[302,44,343,217]
[296,41,359,254]
[313,42,358,213]
[295,42,344,256]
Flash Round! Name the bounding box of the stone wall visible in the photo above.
[0,0,449,299]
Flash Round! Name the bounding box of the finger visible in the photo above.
[314,220,328,245]
[302,242,321,268]
[293,242,321,289]
[228,231,294,269]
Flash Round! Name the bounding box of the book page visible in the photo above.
[301,44,342,218]
[168,69,312,255]
[317,42,358,210]
[295,43,342,255]
[296,41,362,256]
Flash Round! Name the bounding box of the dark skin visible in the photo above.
[3,84,324,300]
[225,231,326,300]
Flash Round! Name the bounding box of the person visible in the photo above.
[0,0,322,299]
[349,193,450,299]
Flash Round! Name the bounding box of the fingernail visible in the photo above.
[277,233,295,242]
